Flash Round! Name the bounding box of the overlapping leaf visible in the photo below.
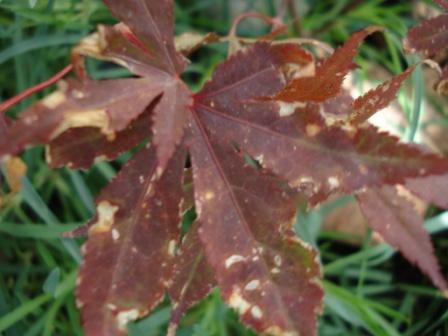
[272,26,381,102]
[77,144,185,335]
[404,12,448,57]
[357,185,447,292]
[349,66,416,124]
[188,124,323,335]
[194,44,448,203]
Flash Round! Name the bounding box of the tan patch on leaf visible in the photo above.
[89,201,119,234]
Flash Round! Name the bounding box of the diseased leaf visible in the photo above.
[349,66,416,125]
[188,118,323,335]
[357,185,447,293]
[194,44,448,203]
[406,174,448,209]
[77,144,185,335]
[167,222,216,335]
[0,78,165,160]
[3,0,448,335]
[272,26,382,102]
[404,14,448,56]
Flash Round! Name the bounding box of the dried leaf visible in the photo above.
[77,144,185,335]
[188,121,323,336]
[349,66,416,125]
[272,26,382,102]
[174,32,220,56]
[357,185,447,293]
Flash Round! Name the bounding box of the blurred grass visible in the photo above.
[1,0,448,335]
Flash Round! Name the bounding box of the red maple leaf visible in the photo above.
[1,0,448,335]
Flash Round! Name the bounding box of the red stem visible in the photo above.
[0,64,73,114]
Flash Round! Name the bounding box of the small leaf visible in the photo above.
[349,65,416,125]
[77,144,185,335]
[357,185,448,293]
[272,26,383,102]
[404,14,448,56]
[28,0,38,8]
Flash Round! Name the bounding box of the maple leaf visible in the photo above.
[2,0,448,335]
[357,185,447,293]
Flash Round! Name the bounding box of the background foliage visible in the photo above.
[0,0,447,335]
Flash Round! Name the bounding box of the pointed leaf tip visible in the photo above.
[272,26,383,103]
